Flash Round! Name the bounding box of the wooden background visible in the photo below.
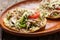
[0,0,60,40]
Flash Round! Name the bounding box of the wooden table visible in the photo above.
[0,0,60,40]
[2,31,60,40]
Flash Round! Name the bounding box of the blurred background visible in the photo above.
[0,0,24,14]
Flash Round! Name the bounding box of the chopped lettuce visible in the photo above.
[15,11,28,28]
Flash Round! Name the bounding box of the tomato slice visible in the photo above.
[56,8,60,10]
[28,12,40,19]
